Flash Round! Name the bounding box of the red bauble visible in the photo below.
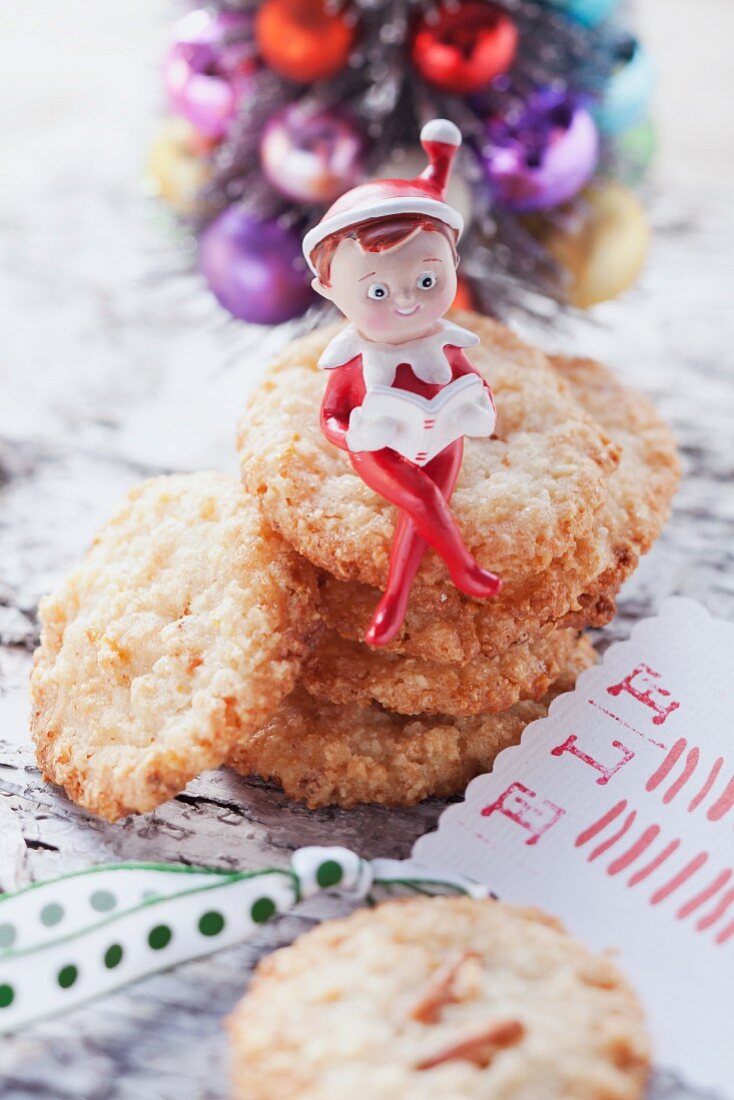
[255,0,356,83]
[412,2,518,95]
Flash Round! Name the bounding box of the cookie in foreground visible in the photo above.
[228,635,595,808]
[228,895,651,1099]
[31,473,320,821]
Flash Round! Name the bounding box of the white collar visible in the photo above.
[318,320,480,388]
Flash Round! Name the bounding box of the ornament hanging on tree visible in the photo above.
[595,37,653,135]
[255,0,356,83]
[537,181,650,308]
[481,90,599,212]
[260,103,366,204]
[198,206,314,325]
[617,117,656,185]
[164,9,255,141]
[452,274,475,311]
[148,117,212,214]
[411,1,518,95]
[541,0,620,29]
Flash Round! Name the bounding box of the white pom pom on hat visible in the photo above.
[420,118,462,146]
[303,118,465,273]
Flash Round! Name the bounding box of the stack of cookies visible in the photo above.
[31,312,679,821]
[228,313,679,808]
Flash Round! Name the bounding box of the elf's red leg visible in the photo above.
[351,443,501,604]
[364,512,424,647]
[365,442,466,647]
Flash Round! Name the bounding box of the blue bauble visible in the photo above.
[595,38,654,135]
[542,0,619,28]
[198,207,314,325]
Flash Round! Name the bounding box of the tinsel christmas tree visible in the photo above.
[150,0,654,325]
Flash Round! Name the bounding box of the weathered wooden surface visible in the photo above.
[1,1,732,1096]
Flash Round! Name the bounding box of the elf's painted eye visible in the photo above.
[367,282,389,301]
[417,271,437,291]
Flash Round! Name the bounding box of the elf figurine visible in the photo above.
[303,119,501,648]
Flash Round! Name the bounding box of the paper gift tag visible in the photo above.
[414,598,733,1095]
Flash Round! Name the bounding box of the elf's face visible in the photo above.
[315,228,457,344]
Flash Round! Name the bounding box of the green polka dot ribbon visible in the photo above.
[0,846,485,1033]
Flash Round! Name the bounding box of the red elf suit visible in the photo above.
[303,120,501,647]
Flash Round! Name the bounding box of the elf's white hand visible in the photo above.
[346,409,400,452]
[463,391,496,438]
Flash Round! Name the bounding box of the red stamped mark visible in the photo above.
[650,852,709,905]
[575,802,638,864]
[551,734,634,784]
[688,757,724,812]
[575,799,628,847]
[480,782,564,846]
[707,775,734,822]
[696,887,734,932]
[647,739,688,792]
[589,810,637,862]
[576,801,734,945]
[586,699,667,750]
[607,663,680,726]
[647,744,734,821]
[576,802,734,942]
[677,869,733,919]
[663,747,700,803]
[715,916,734,945]
[577,804,680,885]
[628,839,681,887]
[608,825,661,875]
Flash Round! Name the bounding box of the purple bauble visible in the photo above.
[198,207,314,325]
[482,91,599,212]
[165,9,254,141]
[260,104,365,204]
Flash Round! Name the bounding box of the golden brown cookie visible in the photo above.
[31,473,320,821]
[229,895,650,1100]
[319,352,680,662]
[237,312,618,591]
[228,636,595,809]
[302,625,580,716]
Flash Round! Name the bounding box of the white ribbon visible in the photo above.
[0,847,486,1032]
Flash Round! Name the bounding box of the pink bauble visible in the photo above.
[165,9,255,141]
[260,104,365,204]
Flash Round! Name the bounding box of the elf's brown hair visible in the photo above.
[311,213,458,287]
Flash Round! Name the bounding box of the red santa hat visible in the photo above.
[303,118,464,274]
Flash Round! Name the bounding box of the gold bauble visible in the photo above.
[147,118,211,216]
[541,182,650,308]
